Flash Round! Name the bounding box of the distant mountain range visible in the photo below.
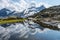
[0,5,45,18]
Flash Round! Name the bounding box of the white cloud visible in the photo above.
[0,0,52,12]
[0,0,28,12]
[36,2,52,8]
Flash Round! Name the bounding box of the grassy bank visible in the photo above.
[0,18,26,24]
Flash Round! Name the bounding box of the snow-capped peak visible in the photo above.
[21,4,45,17]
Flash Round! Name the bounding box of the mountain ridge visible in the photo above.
[0,5,46,18]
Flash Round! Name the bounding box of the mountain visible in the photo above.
[33,5,60,19]
[0,5,45,18]
[36,5,46,12]
[29,5,60,24]
[20,5,45,18]
[0,8,11,17]
[9,5,45,18]
[0,8,16,19]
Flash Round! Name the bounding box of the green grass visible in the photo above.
[0,18,26,24]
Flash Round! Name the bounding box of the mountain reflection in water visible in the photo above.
[0,20,60,40]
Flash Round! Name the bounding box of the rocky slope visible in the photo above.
[28,5,60,30]
[30,5,60,21]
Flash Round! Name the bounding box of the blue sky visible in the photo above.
[24,0,60,6]
[12,0,60,5]
[44,0,60,6]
